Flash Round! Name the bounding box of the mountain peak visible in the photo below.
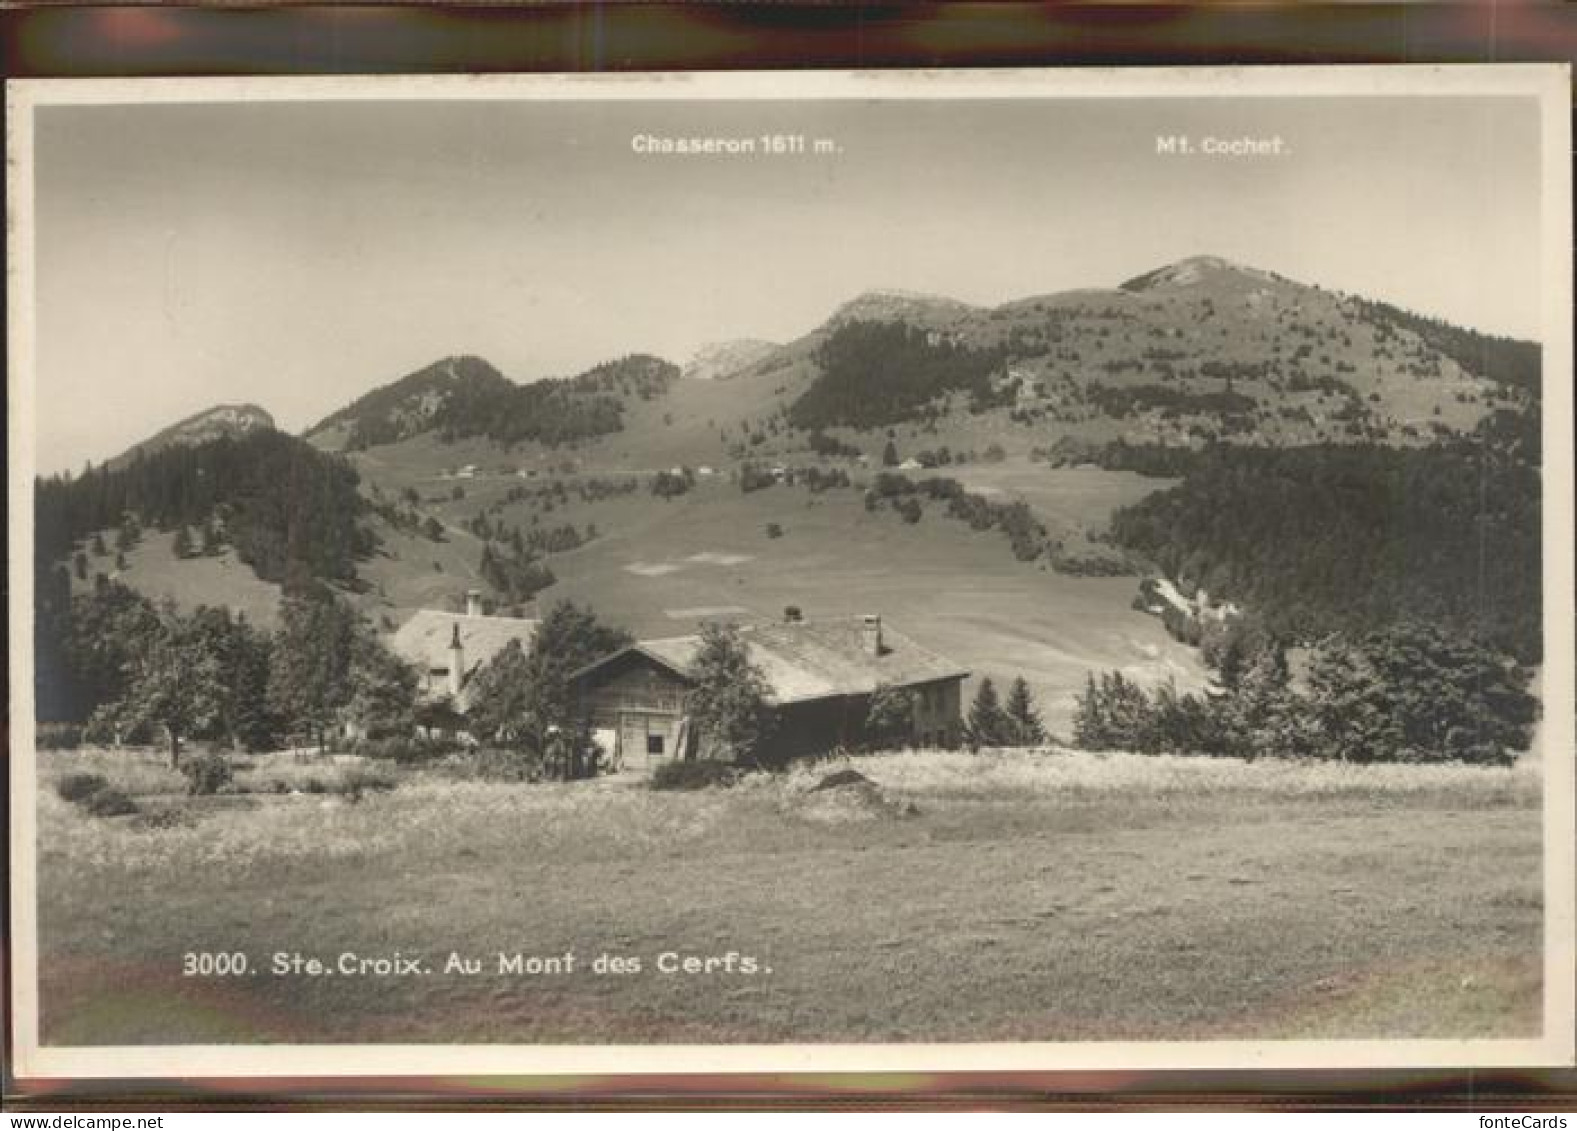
[110,403,275,469]
[1120,255,1281,293]
[827,288,978,330]
[682,339,780,381]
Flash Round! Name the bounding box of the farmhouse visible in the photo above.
[570,614,968,773]
[388,591,538,712]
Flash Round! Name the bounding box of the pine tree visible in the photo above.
[1004,676,1047,746]
[91,532,107,556]
[1303,623,1537,765]
[1219,642,1294,757]
[344,628,418,742]
[965,677,1011,750]
[267,593,357,751]
[882,439,899,467]
[863,683,917,751]
[187,607,282,752]
[687,621,775,767]
[1072,672,1107,749]
[1072,670,1154,752]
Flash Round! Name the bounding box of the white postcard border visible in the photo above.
[7,64,1573,1081]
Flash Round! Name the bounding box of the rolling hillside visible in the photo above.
[305,353,679,453]
[42,254,1541,723]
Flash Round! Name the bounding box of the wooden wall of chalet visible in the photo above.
[749,678,965,766]
[911,678,964,749]
[577,654,689,725]
[575,654,968,767]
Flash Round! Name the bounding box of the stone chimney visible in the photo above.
[861,613,883,657]
[447,622,465,700]
[465,589,483,617]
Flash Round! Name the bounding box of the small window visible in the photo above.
[647,734,665,756]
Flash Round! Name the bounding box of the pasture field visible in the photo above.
[378,466,1205,734]
[34,747,1542,1046]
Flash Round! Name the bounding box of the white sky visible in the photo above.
[30,92,1543,474]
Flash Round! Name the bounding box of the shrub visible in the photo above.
[37,723,83,751]
[56,772,109,803]
[651,759,739,791]
[180,751,234,796]
[467,746,548,783]
[300,777,328,795]
[336,765,398,802]
[357,734,456,765]
[650,469,693,498]
[807,431,860,459]
[739,463,776,493]
[83,787,138,817]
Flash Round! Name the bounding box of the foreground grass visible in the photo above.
[35,747,1542,1045]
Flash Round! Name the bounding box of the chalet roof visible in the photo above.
[577,618,968,706]
[388,609,539,687]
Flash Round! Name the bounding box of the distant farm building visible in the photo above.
[388,591,538,714]
[570,615,968,774]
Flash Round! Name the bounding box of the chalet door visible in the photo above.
[618,712,674,773]
[619,713,648,772]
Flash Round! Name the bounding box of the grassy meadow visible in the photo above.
[345,452,1206,734]
[35,745,1542,1046]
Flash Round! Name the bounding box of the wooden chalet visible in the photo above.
[387,591,539,715]
[569,614,968,774]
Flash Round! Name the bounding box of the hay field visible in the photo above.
[34,746,1542,1046]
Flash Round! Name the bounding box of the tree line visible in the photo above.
[37,581,416,763]
[1073,621,1536,766]
[36,430,375,595]
[1350,298,1541,399]
[790,320,1005,430]
[316,354,679,451]
[862,471,1125,574]
[1085,382,1258,424]
[1108,412,1542,663]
